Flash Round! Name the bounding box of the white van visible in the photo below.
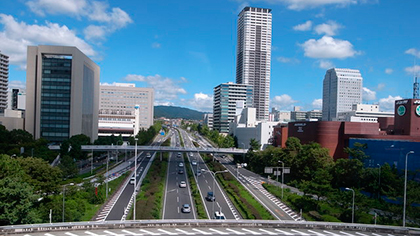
[214,211,226,220]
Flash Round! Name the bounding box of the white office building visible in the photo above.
[236,7,272,121]
[99,83,154,137]
[322,68,363,121]
[337,104,394,122]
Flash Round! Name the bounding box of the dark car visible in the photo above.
[178,168,184,174]
[206,191,215,201]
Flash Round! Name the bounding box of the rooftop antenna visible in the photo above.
[413,57,419,99]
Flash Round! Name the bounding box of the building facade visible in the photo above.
[25,45,100,143]
[203,113,213,130]
[236,6,272,121]
[0,51,9,112]
[337,104,393,123]
[213,82,253,133]
[99,83,154,137]
[8,89,26,111]
[322,68,363,121]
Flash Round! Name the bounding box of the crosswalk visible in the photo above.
[20,228,400,236]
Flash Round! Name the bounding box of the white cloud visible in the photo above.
[183,93,214,112]
[242,0,357,10]
[26,0,87,17]
[405,65,420,75]
[314,20,342,36]
[379,95,402,112]
[152,42,161,48]
[312,98,322,109]
[26,0,132,41]
[8,80,26,90]
[362,87,376,101]
[405,48,420,58]
[385,68,393,74]
[0,14,96,68]
[123,74,187,103]
[277,56,300,64]
[318,59,334,69]
[300,36,359,59]
[293,20,312,31]
[271,94,297,110]
[377,83,385,91]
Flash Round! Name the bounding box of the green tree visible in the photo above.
[249,138,261,151]
[331,158,364,189]
[59,155,78,178]
[344,142,369,161]
[300,168,333,202]
[9,129,34,145]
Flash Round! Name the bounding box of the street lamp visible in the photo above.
[134,138,138,221]
[403,151,414,227]
[62,183,73,222]
[278,160,284,199]
[377,164,381,199]
[345,187,355,223]
[202,169,228,217]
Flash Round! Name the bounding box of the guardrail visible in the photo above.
[1,220,418,235]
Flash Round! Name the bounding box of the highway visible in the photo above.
[162,131,196,219]
[189,130,300,221]
[179,129,240,220]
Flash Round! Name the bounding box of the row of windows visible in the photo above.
[41,101,70,105]
[41,124,69,128]
[42,93,71,97]
[42,77,71,82]
[43,62,71,67]
[42,132,69,137]
[42,85,70,90]
[41,116,70,120]
[41,108,70,113]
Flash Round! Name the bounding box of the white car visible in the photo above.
[182,204,191,213]
[179,181,187,188]
[178,162,184,167]
[129,177,135,185]
[191,160,197,166]
[214,211,226,219]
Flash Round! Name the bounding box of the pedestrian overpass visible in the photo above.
[48,145,248,155]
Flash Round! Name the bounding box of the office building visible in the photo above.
[236,6,272,121]
[8,89,26,111]
[25,45,100,143]
[322,68,363,121]
[203,113,213,130]
[0,51,9,112]
[99,83,154,137]
[213,82,253,133]
[337,104,393,123]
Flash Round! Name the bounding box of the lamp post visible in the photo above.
[377,164,381,199]
[345,187,355,223]
[203,169,228,216]
[62,185,65,222]
[403,151,414,227]
[134,138,138,221]
[278,160,284,199]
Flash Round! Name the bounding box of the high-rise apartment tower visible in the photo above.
[0,51,9,112]
[236,6,272,121]
[322,68,363,121]
[25,45,100,142]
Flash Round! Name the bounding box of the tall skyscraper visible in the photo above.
[0,51,9,112]
[99,83,154,137]
[236,6,272,121]
[213,82,253,133]
[25,45,100,142]
[322,68,363,121]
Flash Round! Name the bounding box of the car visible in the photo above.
[146,153,151,158]
[206,191,215,201]
[191,160,197,166]
[196,169,201,176]
[214,211,226,220]
[178,168,184,174]
[181,204,191,213]
[179,181,187,188]
[178,162,184,167]
[129,177,135,185]
[190,153,193,157]
[177,153,182,158]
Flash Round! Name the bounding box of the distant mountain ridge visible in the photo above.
[154,105,205,120]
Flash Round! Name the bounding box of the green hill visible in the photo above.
[154,105,205,120]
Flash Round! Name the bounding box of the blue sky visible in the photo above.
[1,0,420,112]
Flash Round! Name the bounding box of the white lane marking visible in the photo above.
[24,235,31,236]
[258,229,278,235]
[45,233,55,236]
[157,229,178,235]
[388,234,396,236]
[104,230,124,236]
[208,185,211,190]
[139,229,161,235]
[175,229,196,235]
[339,231,356,236]
[85,232,104,236]
[308,230,326,236]
[372,234,383,236]
[65,233,79,236]
[209,228,229,235]
[121,230,143,235]
[177,196,179,202]
[291,229,310,235]
[241,228,262,235]
[177,206,180,213]
[323,231,342,236]
[225,228,246,235]
[192,228,212,235]
[355,233,370,236]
